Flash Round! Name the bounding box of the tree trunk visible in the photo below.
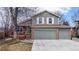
[9,7,18,39]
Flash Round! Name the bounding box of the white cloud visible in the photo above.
[60,7,71,13]
[40,7,71,14]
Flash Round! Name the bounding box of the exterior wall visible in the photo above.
[32,12,59,26]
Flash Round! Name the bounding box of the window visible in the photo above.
[47,17,54,24]
[39,18,42,23]
[49,18,52,23]
[37,17,44,24]
[16,26,22,32]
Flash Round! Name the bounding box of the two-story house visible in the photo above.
[18,10,71,39]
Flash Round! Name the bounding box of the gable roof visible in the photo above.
[31,10,60,18]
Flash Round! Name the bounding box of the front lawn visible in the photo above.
[0,38,33,51]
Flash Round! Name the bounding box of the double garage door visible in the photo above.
[34,29,70,39]
[35,29,56,39]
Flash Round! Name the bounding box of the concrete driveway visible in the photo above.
[32,40,79,51]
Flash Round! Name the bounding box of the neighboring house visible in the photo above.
[72,20,79,37]
[17,10,71,39]
[71,27,76,37]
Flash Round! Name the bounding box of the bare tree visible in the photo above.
[71,9,79,37]
[0,7,11,38]
[63,21,69,26]
[4,8,11,34]
[0,7,39,39]
[9,7,18,38]
[54,11,65,25]
[9,7,39,38]
[17,7,39,23]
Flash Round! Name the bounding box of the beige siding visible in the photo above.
[32,12,59,26]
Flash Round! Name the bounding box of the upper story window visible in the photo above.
[49,18,52,23]
[47,17,54,24]
[37,17,44,24]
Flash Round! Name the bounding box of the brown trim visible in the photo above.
[55,29,59,39]
[69,30,72,40]
[32,24,61,26]
[68,30,71,40]
[31,26,71,29]
[56,29,59,39]
[68,30,72,40]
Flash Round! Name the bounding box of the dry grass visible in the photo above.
[0,38,33,51]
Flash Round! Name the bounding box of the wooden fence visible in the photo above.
[9,32,31,40]
[71,31,76,37]
[0,32,5,39]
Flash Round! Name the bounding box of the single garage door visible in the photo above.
[59,29,70,39]
[34,29,57,39]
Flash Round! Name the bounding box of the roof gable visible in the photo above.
[32,10,60,18]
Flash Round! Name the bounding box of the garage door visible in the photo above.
[34,29,57,39]
[59,29,70,39]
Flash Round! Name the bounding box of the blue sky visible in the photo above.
[62,7,79,27]
[42,7,79,27]
[0,7,79,27]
